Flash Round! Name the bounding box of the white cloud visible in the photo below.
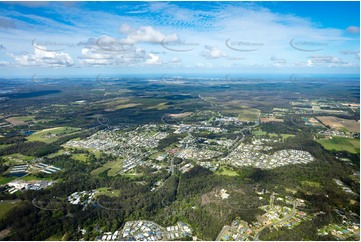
[0,60,9,66]
[121,25,177,44]
[146,53,163,65]
[200,46,226,59]
[119,23,133,34]
[10,45,73,67]
[78,36,147,66]
[304,55,352,67]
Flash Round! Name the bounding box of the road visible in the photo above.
[215,225,233,241]
[170,157,174,176]
[253,200,298,241]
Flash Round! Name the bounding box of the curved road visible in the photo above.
[253,200,298,241]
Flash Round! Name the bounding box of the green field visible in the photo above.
[61,146,102,159]
[45,234,64,241]
[3,153,34,165]
[146,102,171,110]
[237,108,260,121]
[122,172,143,179]
[215,167,239,177]
[300,180,322,188]
[316,137,360,154]
[71,153,88,162]
[252,130,295,140]
[26,126,81,143]
[253,130,267,136]
[91,160,123,177]
[95,187,121,197]
[47,149,68,158]
[21,175,53,182]
[13,115,35,122]
[0,176,16,185]
[0,200,21,219]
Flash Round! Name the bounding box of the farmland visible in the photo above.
[316,116,360,133]
[316,137,360,154]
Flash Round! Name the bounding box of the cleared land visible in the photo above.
[317,116,360,133]
[0,200,21,219]
[260,117,283,123]
[114,103,141,110]
[71,153,88,162]
[316,137,360,154]
[96,187,121,197]
[0,176,16,185]
[252,130,295,140]
[169,112,193,118]
[216,167,239,177]
[218,101,260,121]
[91,160,123,177]
[26,127,81,143]
[5,117,28,126]
[146,102,171,110]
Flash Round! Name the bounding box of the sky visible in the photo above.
[0,1,359,78]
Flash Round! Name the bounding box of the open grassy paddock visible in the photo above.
[316,137,360,154]
[26,127,81,143]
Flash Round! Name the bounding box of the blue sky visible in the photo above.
[0,1,359,78]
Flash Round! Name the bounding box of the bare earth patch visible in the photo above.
[169,112,193,118]
[5,117,27,126]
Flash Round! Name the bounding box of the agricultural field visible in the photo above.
[217,101,260,121]
[316,137,360,154]
[5,116,30,126]
[26,127,81,143]
[317,116,360,133]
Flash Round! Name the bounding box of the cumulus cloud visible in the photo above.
[200,46,226,59]
[145,53,163,65]
[121,25,177,44]
[346,26,360,34]
[304,55,352,67]
[11,46,73,67]
[78,36,147,66]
